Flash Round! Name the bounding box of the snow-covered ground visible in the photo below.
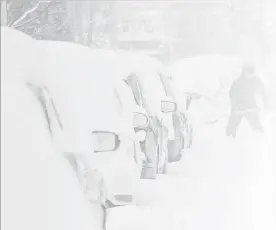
[107,111,276,230]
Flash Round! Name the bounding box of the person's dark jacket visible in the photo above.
[229,75,266,112]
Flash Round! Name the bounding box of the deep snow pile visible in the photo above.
[106,111,276,230]
[170,54,243,97]
[169,54,243,123]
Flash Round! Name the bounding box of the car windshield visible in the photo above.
[136,70,167,115]
[125,74,144,107]
[26,82,63,135]
[114,89,124,117]
[159,73,175,99]
[38,41,123,134]
[71,76,122,132]
[115,80,138,112]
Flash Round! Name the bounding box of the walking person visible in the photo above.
[226,64,267,138]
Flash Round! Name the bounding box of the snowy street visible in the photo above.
[107,115,276,230]
[2,2,276,229]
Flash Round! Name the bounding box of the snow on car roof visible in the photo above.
[35,40,124,134]
[117,51,163,75]
[88,49,168,116]
[89,49,164,79]
[117,51,168,114]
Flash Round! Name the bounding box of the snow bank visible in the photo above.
[170,54,242,97]
[169,54,243,123]
[106,205,186,230]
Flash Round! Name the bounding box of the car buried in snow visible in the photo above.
[87,50,179,179]
[1,80,107,230]
[117,52,192,163]
[104,51,190,164]
[1,27,106,230]
[32,40,144,207]
[159,72,193,155]
[114,78,150,153]
[124,66,177,179]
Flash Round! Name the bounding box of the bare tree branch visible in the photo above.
[13,15,38,28]
[10,0,51,28]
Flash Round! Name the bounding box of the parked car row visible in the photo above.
[1,27,192,230]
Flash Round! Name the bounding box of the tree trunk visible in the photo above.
[66,1,92,46]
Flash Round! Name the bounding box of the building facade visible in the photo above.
[114,1,233,62]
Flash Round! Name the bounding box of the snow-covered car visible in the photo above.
[115,79,149,149]
[81,49,149,165]
[1,30,106,229]
[112,51,189,163]
[116,52,190,163]
[85,49,161,179]
[1,82,106,230]
[88,50,177,179]
[159,72,193,157]
[31,40,143,206]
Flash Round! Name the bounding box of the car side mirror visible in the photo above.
[91,131,120,153]
[161,100,177,113]
[133,112,149,129]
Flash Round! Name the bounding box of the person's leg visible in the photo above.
[245,111,264,133]
[226,113,243,138]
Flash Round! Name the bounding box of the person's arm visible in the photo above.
[256,77,269,109]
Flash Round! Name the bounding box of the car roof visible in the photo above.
[89,48,165,79]
[88,49,168,114]
[35,40,127,134]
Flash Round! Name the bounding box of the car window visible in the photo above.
[136,70,167,102]
[43,86,63,129]
[125,74,148,108]
[26,82,63,136]
[159,73,175,98]
[114,89,123,117]
[115,80,137,112]
[126,73,161,117]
